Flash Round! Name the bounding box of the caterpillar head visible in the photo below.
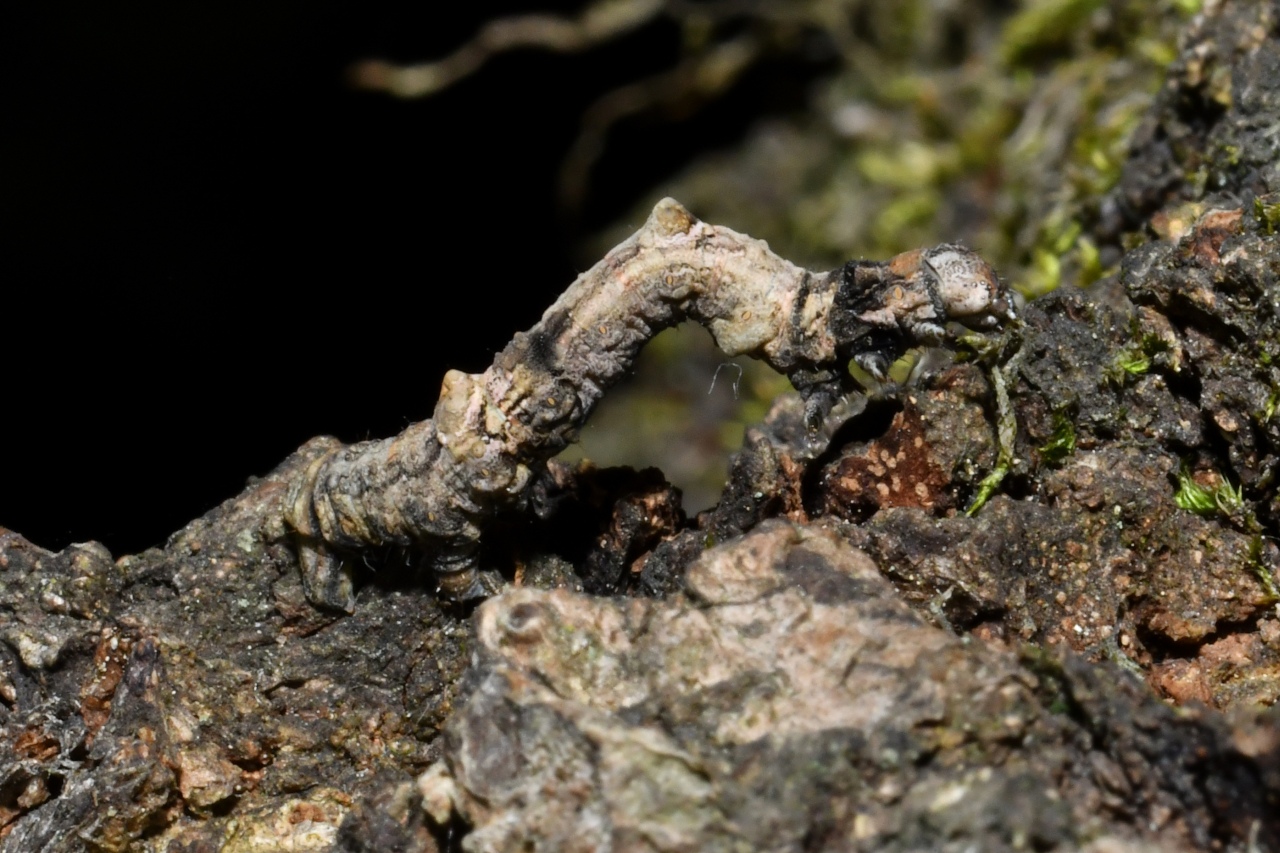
[920,244,1016,330]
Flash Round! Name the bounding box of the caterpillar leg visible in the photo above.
[296,536,356,613]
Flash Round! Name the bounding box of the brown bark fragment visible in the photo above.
[818,401,960,517]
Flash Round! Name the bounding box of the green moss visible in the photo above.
[1000,0,1106,68]
[1017,53,1151,295]
[1254,196,1280,235]
[1104,347,1150,386]
[1174,465,1223,516]
[1115,351,1151,377]
[1038,412,1076,465]
[965,347,1022,516]
[623,0,1192,311]
[1024,248,1063,296]
[858,141,961,189]
[1215,479,1246,515]
[965,463,1011,516]
[1174,464,1248,523]
[1262,388,1279,423]
[871,191,943,249]
[1247,535,1280,602]
[1106,326,1176,385]
[1077,237,1104,286]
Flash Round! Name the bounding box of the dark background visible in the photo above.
[3,1,824,555]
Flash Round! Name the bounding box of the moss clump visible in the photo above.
[1253,195,1280,235]
[628,0,1195,304]
[1247,535,1280,602]
[1000,0,1107,68]
[1106,350,1150,384]
[1174,464,1239,517]
[1106,325,1175,385]
[1038,412,1077,465]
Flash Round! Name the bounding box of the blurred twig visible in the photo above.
[350,0,668,97]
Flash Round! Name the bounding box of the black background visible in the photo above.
[3,1,824,555]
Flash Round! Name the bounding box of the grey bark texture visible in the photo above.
[4,2,1280,851]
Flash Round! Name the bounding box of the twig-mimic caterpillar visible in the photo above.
[284,198,1015,611]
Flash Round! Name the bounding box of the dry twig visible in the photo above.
[348,0,834,210]
[349,0,668,98]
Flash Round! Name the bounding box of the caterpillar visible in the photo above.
[283,199,1015,611]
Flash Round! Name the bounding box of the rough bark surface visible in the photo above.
[439,522,1275,853]
[4,2,1280,851]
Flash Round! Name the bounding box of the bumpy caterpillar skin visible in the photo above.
[284,198,1014,611]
